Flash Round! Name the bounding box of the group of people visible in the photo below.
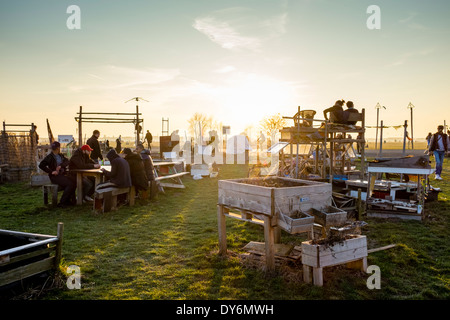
[323,100,359,125]
[39,129,156,208]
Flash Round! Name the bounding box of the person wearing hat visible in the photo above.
[428,125,450,180]
[39,141,76,208]
[122,147,148,193]
[86,130,103,164]
[136,143,157,199]
[69,144,101,202]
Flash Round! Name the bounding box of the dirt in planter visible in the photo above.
[241,177,307,188]
[310,234,358,248]
[289,210,310,219]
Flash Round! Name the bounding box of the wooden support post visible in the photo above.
[55,222,64,269]
[357,188,362,220]
[128,186,136,206]
[76,173,83,205]
[313,267,324,286]
[303,265,312,283]
[263,215,275,272]
[218,205,227,255]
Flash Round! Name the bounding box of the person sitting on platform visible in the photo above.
[342,101,359,125]
[122,148,149,193]
[39,141,76,208]
[69,144,101,202]
[323,100,345,123]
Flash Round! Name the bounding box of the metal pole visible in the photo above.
[379,120,383,157]
[78,106,83,146]
[402,120,407,156]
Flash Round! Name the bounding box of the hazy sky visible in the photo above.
[1,0,449,142]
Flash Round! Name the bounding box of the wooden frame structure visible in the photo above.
[279,107,366,182]
[0,223,63,288]
[75,105,143,147]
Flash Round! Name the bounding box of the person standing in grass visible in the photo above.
[428,125,449,180]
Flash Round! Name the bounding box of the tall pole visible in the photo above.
[407,102,415,149]
[78,106,83,146]
[375,103,381,150]
[402,120,408,156]
[379,120,384,158]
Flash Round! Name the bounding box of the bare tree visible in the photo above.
[259,113,287,142]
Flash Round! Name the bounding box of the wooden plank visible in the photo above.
[243,241,294,257]
[159,182,186,189]
[366,211,422,221]
[94,187,131,198]
[224,212,265,226]
[1,247,53,267]
[155,172,189,181]
[0,257,55,287]
[0,237,59,257]
[368,244,397,254]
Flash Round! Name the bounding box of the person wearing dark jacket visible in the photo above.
[39,141,76,208]
[69,144,101,201]
[123,148,148,192]
[342,101,359,125]
[323,100,345,123]
[98,149,132,189]
[136,143,155,181]
[86,130,103,163]
[428,125,450,180]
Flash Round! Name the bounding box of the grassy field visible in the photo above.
[0,160,449,300]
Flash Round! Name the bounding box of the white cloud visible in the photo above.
[193,9,288,51]
[193,17,261,50]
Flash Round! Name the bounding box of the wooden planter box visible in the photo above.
[308,205,347,227]
[218,177,332,218]
[277,210,315,234]
[0,223,63,288]
[301,234,367,286]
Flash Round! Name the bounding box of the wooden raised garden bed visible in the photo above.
[301,234,367,286]
[0,223,63,288]
[218,177,332,218]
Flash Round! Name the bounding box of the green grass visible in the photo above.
[0,161,449,300]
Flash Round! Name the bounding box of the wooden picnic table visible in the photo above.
[70,168,105,205]
[152,160,188,191]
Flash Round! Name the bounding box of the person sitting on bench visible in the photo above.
[122,148,149,193]
[39,141,76,208]
[97,149,132,190]
[69,144,101,202]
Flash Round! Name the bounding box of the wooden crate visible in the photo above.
[0,223,63,288]
[308,205,347,227]
[218,177,332,217]
[277,211,315,234]
[301,234,367,286]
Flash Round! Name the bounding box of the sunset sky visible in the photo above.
[1,0,449,142]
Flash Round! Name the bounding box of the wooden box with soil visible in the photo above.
[277,210,315,234]
[218,177,332,218]
[301,234,368,286]
[308,205,348,228]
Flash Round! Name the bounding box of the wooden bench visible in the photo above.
[155,171,189,191]
[42,184,62,207]
[93,186,135,213]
